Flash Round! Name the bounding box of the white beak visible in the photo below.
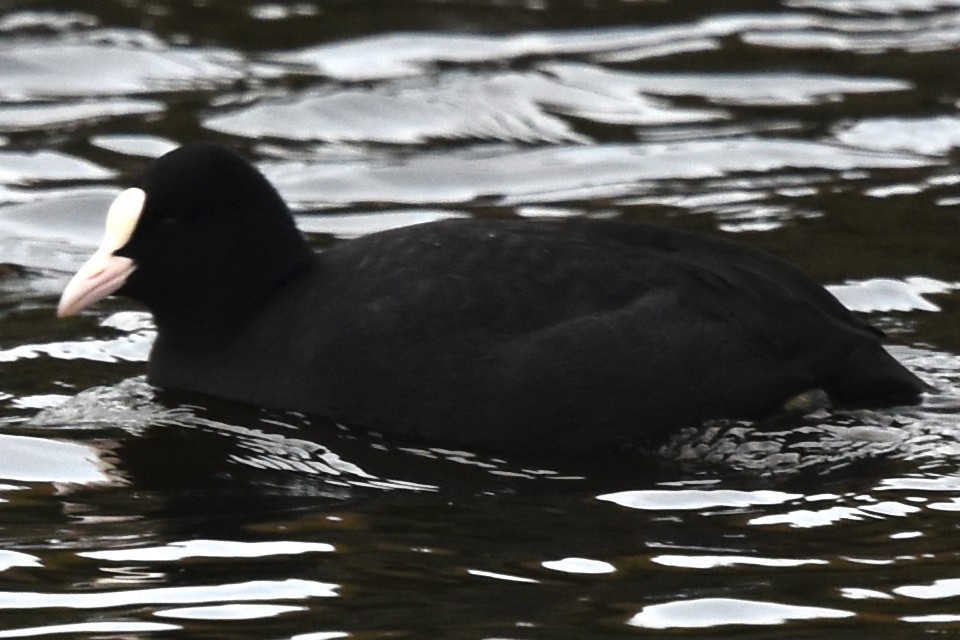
[57,188,145,317]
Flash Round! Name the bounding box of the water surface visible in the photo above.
[2,0,960,637]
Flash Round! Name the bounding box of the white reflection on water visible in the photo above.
[294,209,466,238]
[628,597,855,629]
[91,134,179,158]
[0,622,180,639]
[841,587,894,600]
[248,3,318,21]
[597,489,802,510]
[651,555,826,568]
[466,569,538,584]
[290,632,349,640]
[902,614,960,623]
[0,150,111,185]
[265,138,929,208]
[0,434,109,484]
[205,69,718,144]
[827,277,956,313]
[0,312,154,364]
[837,116,960,156]
[927,497,960,510]
[272,30,720,81]
[787,0,960,14]
[0,550,40,572]
[896,578,960,599]
[750,505,867,528]
[878,475,960,492]
[214,59,909,147]
[541,557,616,574]
[0,333,152,364]
[0,100,163,132]
[80,539,334,562]
[270,18,914,81]
[744,10,960,53]
[154,603,306,620]
[748,500,921,528]
[543,63,909,106]
[0,33,244,99]
[0,578,336,609]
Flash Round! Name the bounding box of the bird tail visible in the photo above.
[825,344,928,408]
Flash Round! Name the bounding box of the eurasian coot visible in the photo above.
[57,143,926,455]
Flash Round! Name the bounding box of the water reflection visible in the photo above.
[0,622,179,638]
[26,377,437,493]
[264,139,929,210]
[3,0,960,637]
[0,578,337,609]
[79,539,334,561]
[22,375,601,497]
[629,598,855,630]
[0,32,244,98]
[205,69,718,144]
[0,433,109,484]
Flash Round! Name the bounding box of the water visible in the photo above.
[2,0,960,636]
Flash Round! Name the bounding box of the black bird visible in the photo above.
[58,143,926,455]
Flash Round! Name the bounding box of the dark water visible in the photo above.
[3,0,960,637]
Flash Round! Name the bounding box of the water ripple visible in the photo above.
[629,598,854,629]
[266,138,928,209]
[0,578,336,610]
[0,30,244,100]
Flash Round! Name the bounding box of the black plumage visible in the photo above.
[58,144,927,455]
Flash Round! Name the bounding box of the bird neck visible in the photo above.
[151,245,314,351]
